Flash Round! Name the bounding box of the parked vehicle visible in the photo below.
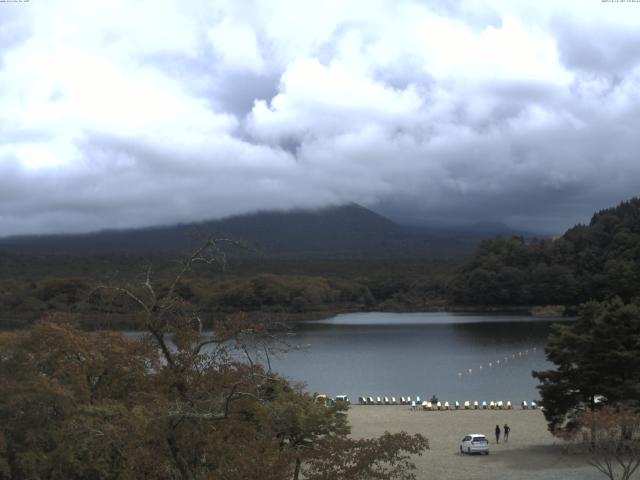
[460,434,490,455]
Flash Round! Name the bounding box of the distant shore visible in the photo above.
[348,405,598,480]
[0,304,572,330]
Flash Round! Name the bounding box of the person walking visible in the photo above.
[495,424,501,444]
[503,424,510,442]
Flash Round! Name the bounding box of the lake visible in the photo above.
[266,312,569,404]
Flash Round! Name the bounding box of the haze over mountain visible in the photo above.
[0,204,533,260]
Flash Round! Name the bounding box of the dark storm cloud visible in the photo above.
[213,72,280,117]
[1,0,640,236]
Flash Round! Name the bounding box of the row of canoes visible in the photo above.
[359,396,420,405]
[358,397,540,410]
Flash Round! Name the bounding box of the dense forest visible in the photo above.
[0,204,476,329]
[3,198,640,329]
[0,254,453,329]
[451,198,640,307]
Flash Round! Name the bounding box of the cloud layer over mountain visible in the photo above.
[1,0,639,235]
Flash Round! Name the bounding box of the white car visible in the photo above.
[460,434,489,455]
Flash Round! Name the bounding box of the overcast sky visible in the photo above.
[1,0,639,236]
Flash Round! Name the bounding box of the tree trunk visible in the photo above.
[293,457,301,480]
[167,432,194,480]
[6,443,24,480]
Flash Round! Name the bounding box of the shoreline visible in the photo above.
[0,305,573,331]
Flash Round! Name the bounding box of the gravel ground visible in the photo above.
[348,406,603,480]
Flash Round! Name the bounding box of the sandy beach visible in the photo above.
[348,406,602,480]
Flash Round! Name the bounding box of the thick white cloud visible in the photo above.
[1,0,640,236]
[208,19,266,73]
[247,59,423,143]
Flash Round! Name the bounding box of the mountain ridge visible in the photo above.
[0,204,535,260]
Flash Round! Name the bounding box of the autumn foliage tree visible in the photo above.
[0,240,428,480]
[563,406,640,480]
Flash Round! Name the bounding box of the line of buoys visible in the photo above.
[457,346,542,378]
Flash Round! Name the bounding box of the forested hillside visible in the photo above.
[0,204,481,260]
[0,204,481,329]
[7,198,639,327]
[451,198,640,306]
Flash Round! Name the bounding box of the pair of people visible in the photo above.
[494,424,510,443]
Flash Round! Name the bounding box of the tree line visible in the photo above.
[451,198,640,307]
[0,255,453,329]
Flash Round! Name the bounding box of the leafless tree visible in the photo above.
[565,405,640,480]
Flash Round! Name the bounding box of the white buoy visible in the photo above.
[458,372,462,377]
[489,362,492,367]
[496,359,500,365]
[468,368,473,375]
[479,365,483,370]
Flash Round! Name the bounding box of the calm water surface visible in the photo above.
[267,312,569,403]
